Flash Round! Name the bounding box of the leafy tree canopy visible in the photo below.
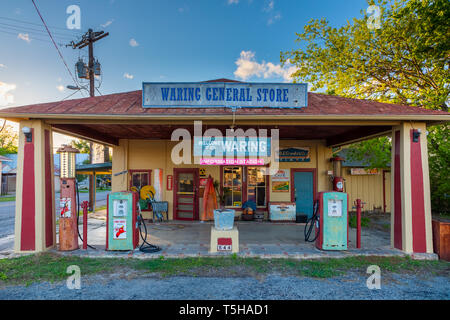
[0,123,18,155]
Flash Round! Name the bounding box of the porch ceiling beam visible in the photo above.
[326,127,392,147]
[52,124,119,146]
[44,119,403,126]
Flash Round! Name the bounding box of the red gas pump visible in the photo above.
[331,157,345,192]
[57,145,80,251]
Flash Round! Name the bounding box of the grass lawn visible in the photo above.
[0,196,15,202]
[0,253,448,286]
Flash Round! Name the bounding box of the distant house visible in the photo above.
[1,154,17,195]
[2,153,90,193]
[337,149,391,213]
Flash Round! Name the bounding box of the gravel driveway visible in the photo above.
[1,272,449,300]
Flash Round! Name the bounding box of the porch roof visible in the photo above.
[0,80,448,122]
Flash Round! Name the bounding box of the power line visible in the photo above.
[31,0,78,86]
[0,15,82,34]
[0,29,64,45]
[0,22,76,40]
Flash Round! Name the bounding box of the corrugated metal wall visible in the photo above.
[343,169,391,213]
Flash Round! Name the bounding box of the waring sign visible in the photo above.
[194,137,271,157]
[143,82,307,108]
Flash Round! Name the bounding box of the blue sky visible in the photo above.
[0,0,370,109]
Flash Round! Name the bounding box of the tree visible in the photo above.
[0,123,18,154]
[281,0,449,213]
[71,139,90,154]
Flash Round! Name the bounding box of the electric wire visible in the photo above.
[0,22,76,40]
[0,29,65,45]
[31,0,79,87]
[0,15,83,33]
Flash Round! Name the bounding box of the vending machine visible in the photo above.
[315,191,349,250]
[106,191,140,251]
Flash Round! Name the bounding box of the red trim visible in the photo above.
[21,128,35,251]
[44,130,53,248]
[410,129,427,252]
[290,168,317,203]
[382,170,386,213]
[173,168,199,220]
[393,130,402,250]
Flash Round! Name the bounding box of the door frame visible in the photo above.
[290,168,317,203]
[173,168,199,221]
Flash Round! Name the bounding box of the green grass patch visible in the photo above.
[0,196,15,202]
[349,215,370,228]
[1,253,448,285]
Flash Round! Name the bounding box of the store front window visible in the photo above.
[223,167,242,207]
[130,170,151,190]
[247,167,267,207]
[223,166,267,208]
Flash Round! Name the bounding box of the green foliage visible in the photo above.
[349,215,371,228]
[281,0,449,213]
[0,124,18,155]
[346,136,391,169]
[71,139,90,154]
[427,124,450,214]
[281,0,449,109]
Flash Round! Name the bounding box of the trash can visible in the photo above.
[214,209,235,230]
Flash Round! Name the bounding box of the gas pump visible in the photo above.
[106,191,162,253]
[106,191,139,251]
[57,145,80,251]
[315,191,349,250]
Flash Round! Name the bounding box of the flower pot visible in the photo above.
[214,209,235,230]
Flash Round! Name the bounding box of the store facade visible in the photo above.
[0,79,448,255]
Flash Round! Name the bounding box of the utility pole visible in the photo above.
[67,29,109,212]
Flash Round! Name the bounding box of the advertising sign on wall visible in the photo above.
[271,169,290,192]
[276,147,310,162]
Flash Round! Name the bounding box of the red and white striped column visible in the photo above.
[391,122,433,253]
[14,120,55,253]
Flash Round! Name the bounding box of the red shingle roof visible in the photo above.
[0,81,448,120]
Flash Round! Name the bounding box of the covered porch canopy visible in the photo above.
[0,79,448,255]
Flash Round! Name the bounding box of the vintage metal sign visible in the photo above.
[142,82,308,108]
[276,147,310,162]
[194,136,271,157]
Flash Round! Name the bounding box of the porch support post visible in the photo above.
[391,122,433,253]
[14,120,55,253]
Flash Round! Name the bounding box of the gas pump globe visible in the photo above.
[331,157,345,192]
[58,145,79,178]
[57,145,80,251]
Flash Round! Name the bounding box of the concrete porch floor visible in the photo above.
[53,217,419,260]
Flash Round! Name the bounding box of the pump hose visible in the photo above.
[137,213,162,253]
[304,200,320,242]
[75,179,96,250]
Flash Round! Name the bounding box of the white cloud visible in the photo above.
[0,82,16,107]
[123,73,134,79]
[101,19,114,28]
[267,13,281,25]
[129,38,139,47]
[17,33,30,43]
[0,64,6,68]
[263,0,274,12]
[233,50,296,82]
[228,0,239,4]
[56,85,65,92]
